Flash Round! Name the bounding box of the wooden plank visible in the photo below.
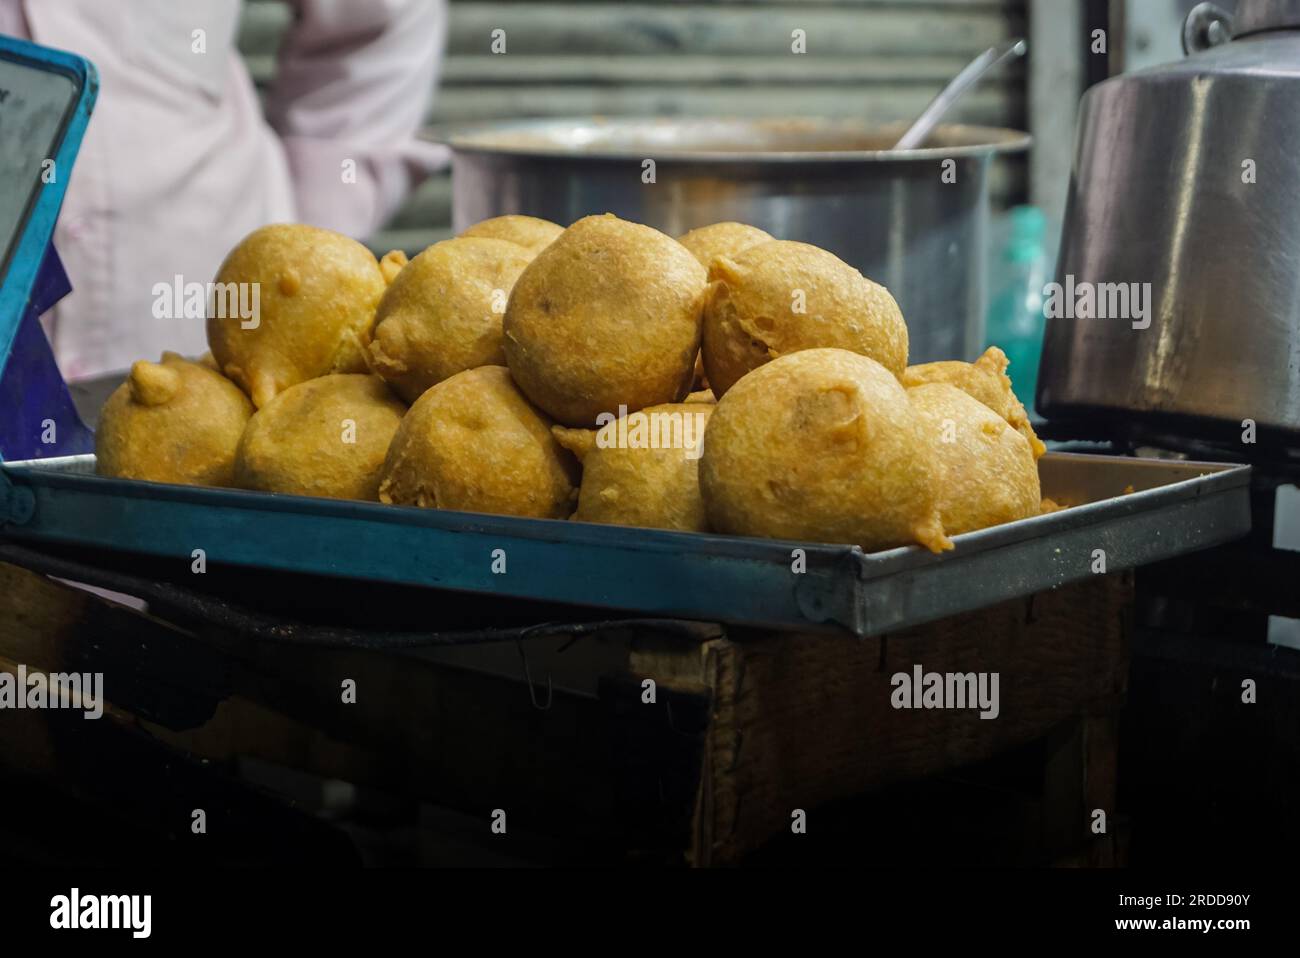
[0,553,1126,866]
[0,656,357,866]
[0,559,644,852]
[1083,713,1119,866]
[1041,717,1085,857]
[627,572,1133,865]
[0,562,230,730]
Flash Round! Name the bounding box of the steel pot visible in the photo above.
[446,118,1029,364]
[1037,1,1300,446]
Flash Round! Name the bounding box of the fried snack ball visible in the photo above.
[96,352,253,487]
[367,237,534,403]
[678,222,774,272]
[700,348,950,553]
[900,346,1046,459]
[379,249,409,284]
[553,403,714,532]
[377,365,578,518]
[206,224,387,409]
[678,222,774,390]
[907,383,1041,536]
[503,214,706,426]
[234,374,406,501]
[460,215,564,255]
[702,240,909,398]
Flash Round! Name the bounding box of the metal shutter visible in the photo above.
[238,0,1028,256]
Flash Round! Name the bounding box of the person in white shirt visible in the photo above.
[0,0,448,380]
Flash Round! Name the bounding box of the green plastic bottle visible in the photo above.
[985,205,1048,419]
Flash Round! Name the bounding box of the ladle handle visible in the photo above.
[893,38,1027,151]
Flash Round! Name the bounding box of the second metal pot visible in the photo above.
[1038,5,1300,446]
[446,118,1029,364]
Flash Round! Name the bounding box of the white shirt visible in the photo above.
[1,0,448,379]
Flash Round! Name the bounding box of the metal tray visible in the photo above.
[0,452,1251,637]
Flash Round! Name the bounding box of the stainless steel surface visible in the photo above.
[843,452,1252,635]
[1,452,1251,638]
[1232,0,1300,35]
[1038,24,1300,440]
[446,118,1030,364]
[1182,2,1234,54]
[894,39,1027,151]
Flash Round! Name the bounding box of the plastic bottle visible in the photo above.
[985,205,1049,419]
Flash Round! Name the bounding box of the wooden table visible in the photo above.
[0,555,1130,866]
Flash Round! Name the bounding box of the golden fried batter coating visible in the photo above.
[367,237,534,403]
[678,222,774,391]
[900,346,1046,459]
[96,352,253,487]
[702,240,909,398]
[379,249,409,284]
[503,214,706,426]
[206,224,386,409]
[907,383,1041,535]
[700,348,950,553]
[460,215,564,255]
[678,222,774,272]
[234,374,406,501]
[377,365,578,518]
[553,403,713,531]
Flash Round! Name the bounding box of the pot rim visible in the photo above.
[437,116,1032,163]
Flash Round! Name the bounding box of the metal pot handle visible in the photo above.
[1183,2,1234,54]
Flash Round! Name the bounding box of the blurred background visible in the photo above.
[232,0,1211,260]
[7,0,1225,387]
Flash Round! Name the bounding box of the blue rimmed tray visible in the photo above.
[0,451,1251,637]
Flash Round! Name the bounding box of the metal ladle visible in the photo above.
[894,38,1028,150]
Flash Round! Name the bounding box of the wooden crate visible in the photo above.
[0,559,1128,866]
[623,572,1130,864]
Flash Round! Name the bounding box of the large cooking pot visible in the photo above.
[1037,1,1300,447]
[446,118,1029,364]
